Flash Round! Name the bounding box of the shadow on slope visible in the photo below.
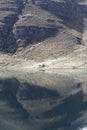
[0,0,24,53]
[14,26,59,47]
[39,0,87,33]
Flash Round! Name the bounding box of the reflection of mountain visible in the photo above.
[0,75,87,130]
[40,91,87,130]
[0,78,29,130]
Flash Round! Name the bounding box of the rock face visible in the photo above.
[13,0,87,47]
[13,26,58,47]
[0,0,87,68]
[0,0,24,52]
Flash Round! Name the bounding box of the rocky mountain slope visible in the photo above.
[0,0,87,70]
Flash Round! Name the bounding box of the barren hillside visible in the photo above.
[0,0,87,70]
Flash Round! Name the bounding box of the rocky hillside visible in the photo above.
[0,0,24,53]
[0,0,87,69]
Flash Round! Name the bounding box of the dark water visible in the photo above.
[0,72,87,130]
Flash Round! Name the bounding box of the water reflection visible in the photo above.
[79,127,87,130]
[0,72,87,130]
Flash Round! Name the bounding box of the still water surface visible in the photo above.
[0,71,87,130]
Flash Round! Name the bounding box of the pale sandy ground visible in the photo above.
[0,54,87,76]
[0,44,87,74]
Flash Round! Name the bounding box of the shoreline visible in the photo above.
[0,55,87,76]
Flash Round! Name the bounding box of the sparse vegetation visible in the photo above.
[0,0,87,68]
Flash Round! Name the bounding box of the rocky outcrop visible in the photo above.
[0,0,24,52]
[13,25,58,47]
[12,0,87,51]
